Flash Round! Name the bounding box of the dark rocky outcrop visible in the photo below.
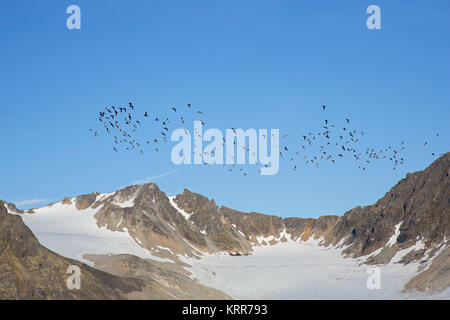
[0,202,144,300]
[75,192,100,210]
[322,152,450,260]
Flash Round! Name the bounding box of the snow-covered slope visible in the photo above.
[5,197,170,265]
[182,240,449,299]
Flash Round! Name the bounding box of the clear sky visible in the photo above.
[0,0,449,218]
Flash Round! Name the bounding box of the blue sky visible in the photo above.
[0,0,449,218]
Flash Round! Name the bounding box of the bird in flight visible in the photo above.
[91,101,417,175]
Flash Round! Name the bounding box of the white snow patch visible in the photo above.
[7,202,167,265]
[182,239,203,256]
[142,210,151,218]
[420,239,448,272]
[391,239,426,263]
[303,235,325,246]
[256,234,275,245]
[159,287,179,299]
[168,196,192,220]
[386,221,403,247]
[277,228,292,241]
[95,192,114,203]
[356,246,384,262]
[183,241,447,299]
[112,198,135,208]
[156,245,175,255]
[167,222,176,231]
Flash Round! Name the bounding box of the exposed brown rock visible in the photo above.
[84,254,232,300]
[323,153,450,261]
[75,192,99,210]
[0,203,143,300]
[404,246,450,293]
[61,197,73,205]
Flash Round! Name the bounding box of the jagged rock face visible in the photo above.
[169,155,449,266]
[68,186,309,256]
[0,203,143,300]
[174,190,340,250]
[219,206,285,238]
[324,153,450,260]
[80,184,259,255]
[85,153,448,259]
[173,191,253,252]
[90,184,209,256]
[75,192,99,210]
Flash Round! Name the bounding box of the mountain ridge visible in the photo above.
[1,152,449,297]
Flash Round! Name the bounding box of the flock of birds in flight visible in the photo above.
[90,102,200,154]
[90,103,443,175]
